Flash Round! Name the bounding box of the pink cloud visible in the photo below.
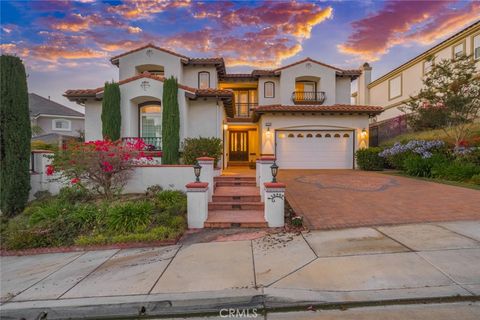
[338,1,480,61]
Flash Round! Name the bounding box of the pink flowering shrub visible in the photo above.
[48,139,153,199]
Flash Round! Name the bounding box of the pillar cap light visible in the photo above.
[194,162,202,182]
[270,161,279,183]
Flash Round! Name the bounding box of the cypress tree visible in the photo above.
[161,76,180,164]
[0,55,31,216]
[101,81,121,141]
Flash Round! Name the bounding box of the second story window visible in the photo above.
[388,74,402,100]
[453,42,465,59]
[423,57,434,75]
[198,71,210,89]
[264,81,275,98]
[474,34,480,60]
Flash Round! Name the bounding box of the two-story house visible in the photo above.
[354,21,479,146]
[65,44,383,169]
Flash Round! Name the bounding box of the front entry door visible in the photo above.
[229,131,249,161]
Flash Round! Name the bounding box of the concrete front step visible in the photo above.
[208,202,264,210]
[204,210,267,228]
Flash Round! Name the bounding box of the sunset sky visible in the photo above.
[1,0,479,111]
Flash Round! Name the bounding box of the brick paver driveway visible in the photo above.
[279,170,480,230]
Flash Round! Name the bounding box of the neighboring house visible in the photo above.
[65,44,382,169]
[353,21,480,145]
[30,93,85,144]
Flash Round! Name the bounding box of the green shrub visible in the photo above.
[75,226,177,246]
[456,148,480,166]
[29,200,72,225]
[31,140,57,151]
[355,147,384,171]
[106,201,153,233]
[58,185,92,204]
[403,154,447,177]
[154,190,187,214]
[470,174,480,185]
[182,137,222,167]
[431,161,480,181]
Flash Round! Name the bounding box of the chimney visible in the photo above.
[48,96,51,100]
[357,62,372,105]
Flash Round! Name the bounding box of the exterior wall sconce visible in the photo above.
[270,161,279,183]
[223,123,228,131]
[266,127,271,137]
[361,128,367,138]
[194,162,202,182]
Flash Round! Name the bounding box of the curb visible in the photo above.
[1,290,479,320]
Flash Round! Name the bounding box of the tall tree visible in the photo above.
[405,55,480,147]
[101,82,121,141]
[0,55,31,216]
[162,76,180,164]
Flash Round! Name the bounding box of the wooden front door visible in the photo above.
[229,131,249,161]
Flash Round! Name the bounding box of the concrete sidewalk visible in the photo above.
[1,221,480,319]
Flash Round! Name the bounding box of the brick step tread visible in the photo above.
[215,181,257,187]
[214,176,256,181]
[208,202,264,210]
[205,210,267,228]
[214,186,260,196]
[212,195,261,203]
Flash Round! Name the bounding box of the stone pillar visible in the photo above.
[197,157,214,201]
[264,182,286,228]
[186,182,209,229]
[258,156,275,201]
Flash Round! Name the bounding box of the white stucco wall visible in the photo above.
[84,100,102,141]
[182,65,218,89]
[119,77,188,141]
[118,48,184,82]
[335,77,351,104]
[258,77,280,106]
[186,99,224,139]
[258,113,370,155]
[278,62,337,105]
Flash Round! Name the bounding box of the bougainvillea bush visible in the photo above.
[48,139,155,199]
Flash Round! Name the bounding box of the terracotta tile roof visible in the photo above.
[340,69,362,76]
[254,104,383,114]
[251,69,276,76]
[110,44,189,65]
[65,73,199,99]
[223,73,256,78]
[195,88,233,97]
[188,57,224,64]
[226,117,256,123]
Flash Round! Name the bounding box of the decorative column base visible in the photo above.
[264,182,286,228]
[186,182,209,229]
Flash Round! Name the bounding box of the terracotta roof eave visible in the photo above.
[254,104,384,115]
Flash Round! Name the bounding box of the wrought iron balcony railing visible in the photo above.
[235,102,258,117]
[122,137,162,151]
[292,91,326,104]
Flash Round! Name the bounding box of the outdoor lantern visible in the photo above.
[361,128,367,138]
[270,161,279,183]
[223,123,228,131]
[266,127,271,137]
[194,162,202,182]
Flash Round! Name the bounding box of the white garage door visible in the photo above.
[276,131,354,169]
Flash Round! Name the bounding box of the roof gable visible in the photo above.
[29,93,84,118]
[110,44,189,66]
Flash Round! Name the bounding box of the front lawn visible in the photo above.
[0,186,187,251]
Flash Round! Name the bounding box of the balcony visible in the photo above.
[122,137,162,150]
[292,91,326,105]
[235,102,258,118]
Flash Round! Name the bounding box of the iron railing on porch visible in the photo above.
[291,91,326,104]
[235,102,258,118]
